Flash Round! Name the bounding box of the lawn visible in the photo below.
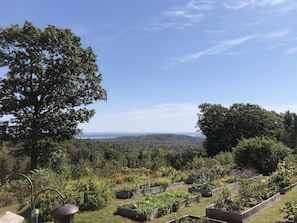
[1,184,296,223]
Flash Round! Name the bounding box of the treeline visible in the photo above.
[101,133,204,150]
[197,103,297,156]
[0,134,204,182]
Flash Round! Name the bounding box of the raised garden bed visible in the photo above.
[189,182,237,197]
[116,191,199,221]
[188,175,263,197]
[279,182,297,194]
[206,193,280,223]
[116,181,184,199]
[166,214,227,223]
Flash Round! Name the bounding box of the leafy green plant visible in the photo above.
[214,179,278,213]
[153,177,171,186]
[271,161,294,188]
[64,176,115,211]
[118,191,197,219]
[280,201,297,222]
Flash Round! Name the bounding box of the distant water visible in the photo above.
[75,132,202,139]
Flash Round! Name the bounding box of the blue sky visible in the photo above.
[1,0,297,133]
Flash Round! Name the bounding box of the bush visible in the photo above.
[154,177,171,186]
[281,201,297,222]
[233,137,291,175]
[64,176,115,211]
[0,186,17,207]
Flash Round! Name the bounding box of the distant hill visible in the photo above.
[102,133,204,150]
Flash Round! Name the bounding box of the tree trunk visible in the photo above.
[30,142,38,170]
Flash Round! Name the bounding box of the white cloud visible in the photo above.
[223,0,287,10]
[284,47,297,54]
[259,30,291,40]
[170,35,254,65]
[140,0,215,31]
[169,28,295,66]
[121,103,197,119]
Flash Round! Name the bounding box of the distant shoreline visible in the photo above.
[75,132,203,139]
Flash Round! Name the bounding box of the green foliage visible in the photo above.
[0,21,107,169]
[233,137,291,175]
[280,201,297,222]
[197,103,283,156]
[118,191,195,217]
[0,183,17,208]
[64,176,115,211]
[282,110,297,149]
[215,179,279,213]
[153,177,172,186]
[156,166,181,183]
[270,161,294,188]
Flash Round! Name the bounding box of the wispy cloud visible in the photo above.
[139,0,215,31]
[259,29,291,40]
[170,35,254,65]
[121,103,197,119]
[223,0,287,10]
[169,28,294,66]
[284,47,297,54]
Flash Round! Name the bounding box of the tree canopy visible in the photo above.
[0,21,107,169]
[197,103,283,156]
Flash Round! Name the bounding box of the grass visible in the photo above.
[1,184,297,223]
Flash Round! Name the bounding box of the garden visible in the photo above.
[2,135,297,222]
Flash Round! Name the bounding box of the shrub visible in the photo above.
[233,137,291,175]
[270,161,293,188]
[153,177,171,186]
[0,186,17,207]
[280,201,297,222]
[64,176,115,211]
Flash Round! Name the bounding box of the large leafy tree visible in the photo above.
[197,103,229,156]
[197,103,282,156]
[0,21,107,169]
[281,110,297,150]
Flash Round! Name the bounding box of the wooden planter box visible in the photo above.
[116,191,134,199]
[279,182,297,194]
[116,181,185,199]
[206,193,280,223]
[188,175,263,197]
[166,214,227,223]
[117,195,199,221]
[185,178,195,184]
[188,182,237,197]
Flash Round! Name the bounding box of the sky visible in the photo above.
[1,0,297,133]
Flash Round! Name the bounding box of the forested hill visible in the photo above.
[101,134,204,150]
